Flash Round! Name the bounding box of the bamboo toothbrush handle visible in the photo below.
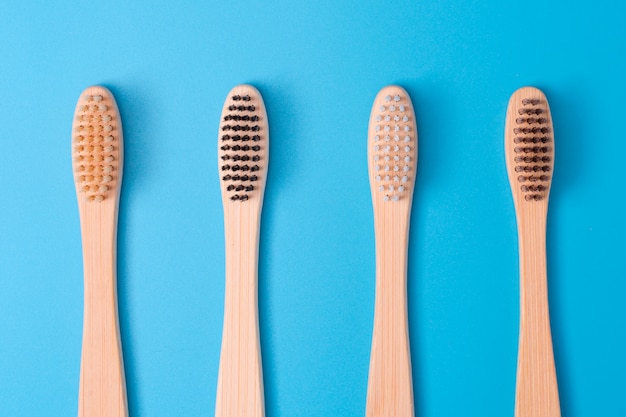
[515,210,560,417]
[366,214,414,417]
[78,208,127,417]
[216,209,264,417]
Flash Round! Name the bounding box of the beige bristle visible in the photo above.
[72,87,122,203]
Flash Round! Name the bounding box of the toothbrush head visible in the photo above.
[368,86,418,204]
[505,87,554,204]
[72,86,123,203]
[218,85,268,204]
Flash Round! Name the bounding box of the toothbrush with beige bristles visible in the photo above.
[366,85,417,417]
[505,86,560,417]
[215,84,268,417]
[72,86,128,417]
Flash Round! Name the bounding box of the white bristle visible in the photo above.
[399,105,405,111]
[404,126,410,132]
[384,175,390,181]
[384,195,390,201]
[378,185,384,191]
[394,135,399,141]
[374,155,380,161]
[375,175,381,181]
[385,95,391,102]
[394,165,399,172]
[389,105,396,111]
[376,115,382,121]
[392,195,399,201]
[398,186,405,192]
[375,125,381,132]
[403,166,409,172]
[404,156,411,162]
[394,125,400,132]
[393,175,399,181]
[384,165,390,172]
[404,135,410,142]
[384,135,390,142]
[394,95,400,102]
[379,105,385,111]
[402,176,408,182]
[374,135,380,141]
[403,116,409,122]
[384,115,390,122]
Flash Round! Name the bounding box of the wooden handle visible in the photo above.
[366,210,414,417]
[216,207,264,417]
[78,205,128,417]
[515,206,560,417]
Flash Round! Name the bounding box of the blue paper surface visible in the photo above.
[0,0,624,415]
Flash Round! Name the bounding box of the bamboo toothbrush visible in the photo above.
[505,87,560,417]
[366,85,417,417]
[216,85,268,417]
[72,86,127,417]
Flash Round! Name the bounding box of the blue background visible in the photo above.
[0,1,624,416]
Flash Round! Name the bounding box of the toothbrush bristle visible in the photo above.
[218,86,267,202]
[507,89,554,202]
[368,87,417,202]
[72,87,121,203]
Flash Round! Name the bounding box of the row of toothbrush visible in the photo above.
[71,84,559,417]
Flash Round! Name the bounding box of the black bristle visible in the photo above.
[251,115,259,122]
[250,165,259,172]
[251,126,260,131]
[222,174,232,180]
[241,165,250,172]
[245,185,254,192]
[252,135,261,141]
[221,145,230,151]
[242,95,251,101]
[222,125,231,131]
[232,95,241,101]
[227,185,235,191]
[250,175,258,181]
[232,165,241,172]
[241,135,250,142]
[221,165,230,171]
[221,135,230,141]
[252,145,260,151]
[241,145,250,151]
[240,195,249,201]
[231,195,240,200]
[221,155,230,161]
